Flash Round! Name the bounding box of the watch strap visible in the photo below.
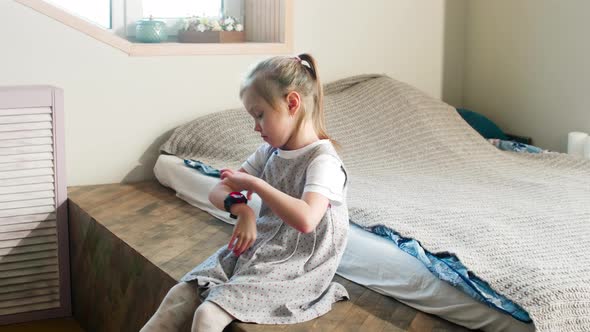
[224,192,248,219]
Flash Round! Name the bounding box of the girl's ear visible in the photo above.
[285,91,301,116]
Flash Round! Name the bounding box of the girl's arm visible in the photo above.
[209,178,238,212]
[253,179,329,234]
[209,168,257,256]
[209,167,252,214]
[219,168,330,234]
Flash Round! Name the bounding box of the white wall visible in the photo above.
[0,0,464,185]
[463,0,590,152]
[442,0,466,107]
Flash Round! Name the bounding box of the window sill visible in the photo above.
[16,0,293,56]
[128,41,293,56]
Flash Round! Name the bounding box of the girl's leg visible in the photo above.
[140,282,201,332]
[191,301,235,332]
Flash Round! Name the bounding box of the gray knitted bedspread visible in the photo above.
[161,75,590,332]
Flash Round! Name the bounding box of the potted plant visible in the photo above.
[178,16,245,43]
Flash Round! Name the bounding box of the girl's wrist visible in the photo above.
[250,177,264,195]
[231,203,253,217]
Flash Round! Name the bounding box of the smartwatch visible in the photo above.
[224,192,248,219]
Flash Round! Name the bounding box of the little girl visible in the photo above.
[141,53,349,331]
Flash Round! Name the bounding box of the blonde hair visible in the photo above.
[240,53,336,147]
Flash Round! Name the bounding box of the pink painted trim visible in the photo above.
[52,87,72,318]
[0,86,71,325]
[0,86,54,109]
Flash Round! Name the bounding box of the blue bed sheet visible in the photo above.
[369,225,532,323]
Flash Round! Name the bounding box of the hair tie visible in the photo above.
[292,55,314,77]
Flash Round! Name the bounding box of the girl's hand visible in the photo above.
[228,205,257,256]
[220,169,257,199]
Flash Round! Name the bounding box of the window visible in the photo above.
[117,0,244,39]
[18,0,292,55]
[45,0,111,28]
[142,0,223,18]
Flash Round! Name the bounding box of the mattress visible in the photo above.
[154,154,534,332]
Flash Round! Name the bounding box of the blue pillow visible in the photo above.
[457,108,509,140]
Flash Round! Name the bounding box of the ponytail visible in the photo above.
[297,53,338,148]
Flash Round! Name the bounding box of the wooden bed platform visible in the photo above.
[67,181,470,332]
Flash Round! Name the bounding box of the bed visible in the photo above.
[158,75,590,332]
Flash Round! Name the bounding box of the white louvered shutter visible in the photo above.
[0,87,70,325]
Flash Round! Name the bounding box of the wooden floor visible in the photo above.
[0,318,84,332]
[67,182,473,332]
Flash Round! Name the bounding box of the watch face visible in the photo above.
[230,193,242,198]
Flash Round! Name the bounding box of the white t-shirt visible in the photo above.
[241,140,346,205]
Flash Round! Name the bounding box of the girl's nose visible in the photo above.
[254,123,261,132]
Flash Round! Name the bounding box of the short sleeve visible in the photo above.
[241,143,272,177]
[304,155,346,205]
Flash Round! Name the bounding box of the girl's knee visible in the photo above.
[193,301,216,321]
[192,301,235,332]
[141,283,201,332]
[157,282,200,315]
[165,282,199,302]
[169,282,195,295]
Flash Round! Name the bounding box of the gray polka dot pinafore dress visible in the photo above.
[181,143,350,324]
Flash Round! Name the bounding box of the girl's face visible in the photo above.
[242,87,297,149]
